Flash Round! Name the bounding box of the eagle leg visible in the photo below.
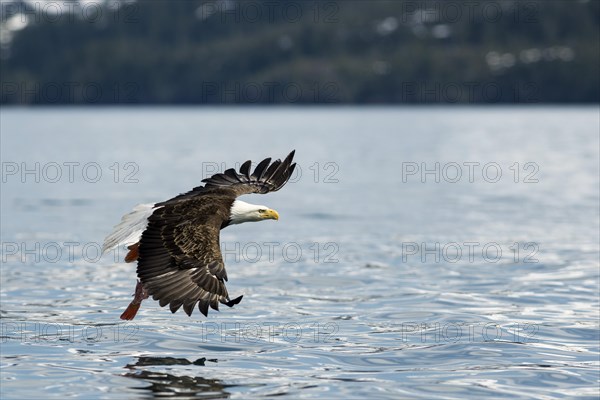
[120,280,149,320]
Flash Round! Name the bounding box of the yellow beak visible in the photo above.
[264,209,279,220]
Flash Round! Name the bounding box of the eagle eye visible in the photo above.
[258,209,266,213]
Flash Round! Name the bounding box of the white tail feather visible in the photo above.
[102,203,159,254]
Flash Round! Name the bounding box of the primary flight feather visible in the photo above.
[102,151,296,320]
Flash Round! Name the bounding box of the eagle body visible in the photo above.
[102,151,296,320]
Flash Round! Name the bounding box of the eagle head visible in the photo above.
[229,200,279,224]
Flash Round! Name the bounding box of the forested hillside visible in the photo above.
[1,0,598,104]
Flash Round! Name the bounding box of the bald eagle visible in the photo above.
[102,151,296,320]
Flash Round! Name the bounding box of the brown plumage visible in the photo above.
[116,151,296,320]
[125,243,139,263]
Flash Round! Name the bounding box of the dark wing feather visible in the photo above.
[137,196,241,317]
[201,150,296,196]
[251,157,271,181]
[239,160,252,180]
[155,151,296,206]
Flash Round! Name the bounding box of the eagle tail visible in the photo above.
[102,203,158,256]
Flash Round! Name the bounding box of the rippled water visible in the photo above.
[1,107,599,399]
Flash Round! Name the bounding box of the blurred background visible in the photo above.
[1,0,598,104]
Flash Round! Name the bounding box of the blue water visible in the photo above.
[1,107,599,399]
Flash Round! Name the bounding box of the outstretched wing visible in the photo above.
[136,196,242,317]
[202,150,296,196]
[157,151,296,207]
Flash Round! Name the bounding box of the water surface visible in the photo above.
[1,107,599,399]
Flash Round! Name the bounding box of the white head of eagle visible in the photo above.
[229,199,279,224]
